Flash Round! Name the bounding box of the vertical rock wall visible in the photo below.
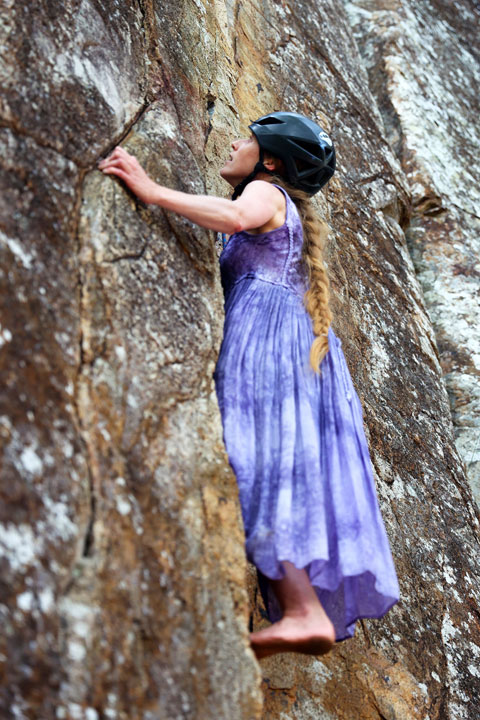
[344,0,480,509]
[0,2,263,718]
[237,3,480,719]
[1,1,480,719]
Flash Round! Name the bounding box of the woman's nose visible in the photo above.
[231,139,241,150]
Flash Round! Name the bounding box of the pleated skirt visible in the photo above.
[213,276,400,641]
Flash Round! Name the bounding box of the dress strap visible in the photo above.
[270,183,291,226]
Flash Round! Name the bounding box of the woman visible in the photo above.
[99,111,400,661]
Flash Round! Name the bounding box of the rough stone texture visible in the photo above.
[1,1,480,719]
[344,0,480,500]
[239,2,480,718]
[0,2,262,719]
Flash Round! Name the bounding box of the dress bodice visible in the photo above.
[219,184,309,301]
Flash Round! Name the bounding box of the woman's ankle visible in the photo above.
[282,603,332,621]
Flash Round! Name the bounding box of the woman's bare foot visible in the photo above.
[250,608,336,660]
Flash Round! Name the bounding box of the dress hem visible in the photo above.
[248,551,399,598]
[333,597,401,642]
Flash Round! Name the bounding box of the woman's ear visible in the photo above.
[263,153,284,174]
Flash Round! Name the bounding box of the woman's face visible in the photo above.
[220,134,260,187]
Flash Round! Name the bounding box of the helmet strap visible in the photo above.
[231,147,275,200]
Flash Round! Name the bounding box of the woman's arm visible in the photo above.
[98,146,281,234]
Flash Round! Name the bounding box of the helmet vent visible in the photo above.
[294,139,323,157]
[256,116,284,125]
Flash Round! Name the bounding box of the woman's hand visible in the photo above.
[98,147,160,205]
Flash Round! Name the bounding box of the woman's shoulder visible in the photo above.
[243,179,287,207]
[242,179,283,194]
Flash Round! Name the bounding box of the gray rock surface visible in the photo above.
[1,1,480,719]
[344,0,480,500]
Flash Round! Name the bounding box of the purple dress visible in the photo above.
[213,184,400,641]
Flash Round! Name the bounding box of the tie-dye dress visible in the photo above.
[213,184,400,641]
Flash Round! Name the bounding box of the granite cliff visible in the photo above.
[1,1,479,719]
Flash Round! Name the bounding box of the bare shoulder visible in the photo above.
[242,179,285,209]
[238,180,287,234]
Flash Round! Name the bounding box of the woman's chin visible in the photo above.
[219,167,236,187]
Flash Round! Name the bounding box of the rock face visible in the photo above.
[0,3,262,718]
[344,0,480,512]
[1,1,480,720]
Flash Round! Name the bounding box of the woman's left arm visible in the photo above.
[98,147,279,235]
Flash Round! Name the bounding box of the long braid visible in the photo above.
[267,175,333,375]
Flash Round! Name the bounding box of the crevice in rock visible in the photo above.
[94,98,152,169]
[108,236,151,263]
[81,481,96,558]
[449,202,480,221]
[233,0,243,68]
[72,167,99,560]
[358,172,385,186]
[359,618,372,647]
[1,97,154,175]
[206,94,216,143]
[412,195,445,216]
[435,685,450,720]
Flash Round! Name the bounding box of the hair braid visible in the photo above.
[267,175,333,375]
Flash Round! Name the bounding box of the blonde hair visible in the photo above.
[266,174,333,375]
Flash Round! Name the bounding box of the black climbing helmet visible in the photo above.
[243,111,335,197]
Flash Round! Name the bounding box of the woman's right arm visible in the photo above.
[98,147,282,234]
